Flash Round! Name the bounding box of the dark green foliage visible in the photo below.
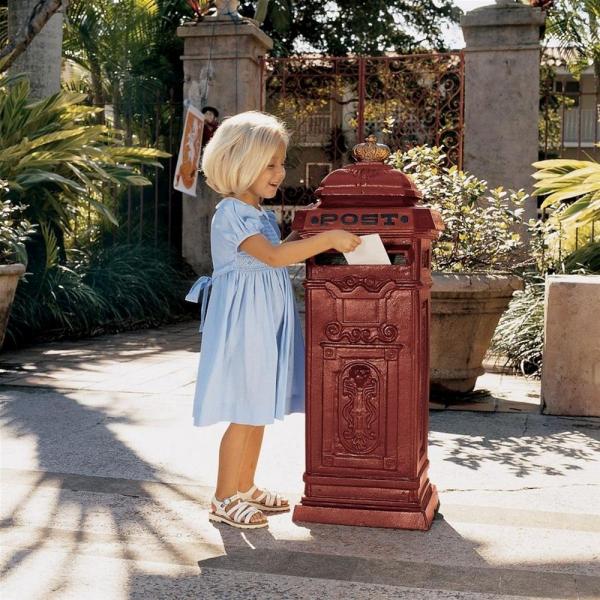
[0,194,35,265]
[82,243,191,323]
[563,242,600,273]
[5,235,195,347]
[239,0,460,57]
[0,75,169,252]
[64,0,188,130]
[490,275,545,376]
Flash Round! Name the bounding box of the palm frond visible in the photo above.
[532,158,600,231]
[0,77,171,234]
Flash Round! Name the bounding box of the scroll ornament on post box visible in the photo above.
[292,135,444,530]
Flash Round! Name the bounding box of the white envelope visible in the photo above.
[343,234,391,265]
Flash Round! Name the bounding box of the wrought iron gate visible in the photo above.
[260,53,464,234]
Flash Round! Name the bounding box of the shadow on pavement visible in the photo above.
[190,517,600,599]
[0,321,199,380]
[0,390,200,595]
[2,384,599,599]
[428,411,600,477]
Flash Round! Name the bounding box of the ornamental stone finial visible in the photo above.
[352,135,391,163]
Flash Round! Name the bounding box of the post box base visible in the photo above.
[292,486,439,531]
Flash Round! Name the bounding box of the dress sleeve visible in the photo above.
[214,201,264,250]
[265,211,281,240]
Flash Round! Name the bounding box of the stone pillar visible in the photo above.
[460,1,545,222]
[177,19,272,274]
[542,275,600,417]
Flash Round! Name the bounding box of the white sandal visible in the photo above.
[208,493,268,529]
[237,485,290,513]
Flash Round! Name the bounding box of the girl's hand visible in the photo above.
[327,230,362,253]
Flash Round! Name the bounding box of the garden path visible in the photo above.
[1,322,598,600]
[0,320,540,414]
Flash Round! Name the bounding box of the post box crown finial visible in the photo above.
[352,135,391,163]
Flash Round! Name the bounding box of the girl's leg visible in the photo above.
[213,423,265,524]
[238,425,289,508]
[238,425,265,492]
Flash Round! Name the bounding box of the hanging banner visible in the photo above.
[174,104,205,196]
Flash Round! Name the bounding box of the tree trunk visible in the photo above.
[7,0,66,99]
[88,52,105,124]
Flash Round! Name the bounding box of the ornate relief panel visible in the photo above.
[325,321,400,345]
[339,362,380,454]
[319,345,411,474]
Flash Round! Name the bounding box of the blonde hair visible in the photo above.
[201,111,289,196]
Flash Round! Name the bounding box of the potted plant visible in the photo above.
[392,146,526,395]
[0,185,34,349]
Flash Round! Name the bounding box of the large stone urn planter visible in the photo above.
[0,263,25,349]
[430,273,523,395]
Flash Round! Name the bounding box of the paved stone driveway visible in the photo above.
[1,321,598,599]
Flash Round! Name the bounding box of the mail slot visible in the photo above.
[291,135,443,530]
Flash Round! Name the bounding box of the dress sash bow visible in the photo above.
[185,276,212,332]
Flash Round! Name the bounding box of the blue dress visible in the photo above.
[186,197,305,426]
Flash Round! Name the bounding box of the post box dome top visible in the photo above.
[314,135,423,208]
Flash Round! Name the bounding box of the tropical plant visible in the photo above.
[0,75,169,256]
[533,158,600,229]
[488,153,600,377]
[0,188,35,265]
[392,145,527,272]
[5,233,194,347]
[543,0,600,81]
[63,0,188,131]
[490,274,545,376]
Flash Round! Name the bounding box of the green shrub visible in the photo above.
[490,275,545,376]
[0,74,169,266]
[563,242,600,273]
[392,145,527,272]
[5,235,194,347]
[82,243,192,324]
[0,193,35,266]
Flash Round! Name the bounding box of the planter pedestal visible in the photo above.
[542,275,600,417]
[0,263,25,349]
[430,273,523,395]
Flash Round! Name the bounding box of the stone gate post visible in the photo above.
[177,18,272,273]
[461,1,545,221]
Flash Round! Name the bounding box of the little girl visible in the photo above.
[187,111,360,529]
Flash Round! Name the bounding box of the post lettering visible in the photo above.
[341,213,359,225]
[361,214,378,225]
[321,214,338,225]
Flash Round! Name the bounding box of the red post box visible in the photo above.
[291,136,443,530]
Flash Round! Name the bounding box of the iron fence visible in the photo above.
[70,93,184,254]
[260,53,464,236]
[120,92,184,251]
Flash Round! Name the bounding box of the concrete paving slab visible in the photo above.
[2,321,541,412]
[1,322,598,599]
[3,545,570,600]
[446,400,497,412]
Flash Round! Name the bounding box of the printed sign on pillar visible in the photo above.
[174,104,205,196]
